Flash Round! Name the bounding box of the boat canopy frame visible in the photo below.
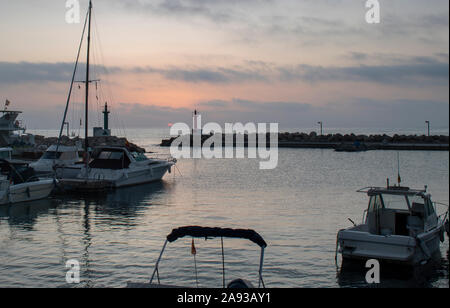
[149,226,267,288]
[357,186,428,197]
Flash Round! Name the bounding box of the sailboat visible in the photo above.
[56,1,175,191]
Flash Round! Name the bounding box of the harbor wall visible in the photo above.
[160,132,449,151]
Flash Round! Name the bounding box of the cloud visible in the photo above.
[131,65,269,83]
[20,97,449,130]
[196,98,449,129]
[0,61,121,84]
[112,0,273,23]
[131,56,449,86]
[0,62,74,84]
[2,55,448,87]
[278,60,449,86]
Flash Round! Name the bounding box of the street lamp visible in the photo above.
[317,122,323,136]
[425,121,430,136]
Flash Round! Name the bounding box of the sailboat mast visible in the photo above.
[85,0,92,165]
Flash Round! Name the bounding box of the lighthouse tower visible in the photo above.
[192,109,202,136]
[93,103,112,137]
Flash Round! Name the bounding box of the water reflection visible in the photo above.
[336,252,448,288]
[55,181,172,223]
[0,198,57,229]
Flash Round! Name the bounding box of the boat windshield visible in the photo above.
[381,194,409,210]
[409,195,434,217]
[131,152,148,162]
[89,150,131,169]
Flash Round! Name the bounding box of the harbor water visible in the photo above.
[0,128,448,288]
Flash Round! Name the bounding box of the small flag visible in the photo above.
[191,239,197,255]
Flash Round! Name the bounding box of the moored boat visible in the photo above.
[0,159,55,205]
[56,146,175,190]
[336,183,448,265]
[30,144,82,174]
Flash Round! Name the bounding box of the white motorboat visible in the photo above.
[336,183,448,265]
[30,144,81,174]
[56,146,175,189]
[0,159,56,205]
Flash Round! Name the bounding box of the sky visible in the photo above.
[0,0,448,131]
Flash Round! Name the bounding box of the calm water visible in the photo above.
[1,129,449,288]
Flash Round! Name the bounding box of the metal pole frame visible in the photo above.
[149,240,168,284]
[258,247,265,288]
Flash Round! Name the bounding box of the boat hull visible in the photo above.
[337,225,444,265]
[0,179,55,205]
[57,162,173,190]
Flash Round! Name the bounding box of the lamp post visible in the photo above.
[317,121,323,136]
[425,121,430,136]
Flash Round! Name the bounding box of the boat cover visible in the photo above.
[167,226,267,248]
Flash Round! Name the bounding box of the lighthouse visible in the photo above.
[192,109,202,136]
[93,103,112,137]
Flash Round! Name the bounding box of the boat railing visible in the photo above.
[434,201,449,222]
[357,186,427,196]
[356,186,378,193]
[25,172,55,183]
[147,153,177,164]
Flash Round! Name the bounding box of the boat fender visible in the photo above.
[26,187,31,198]
[439,227,445,243]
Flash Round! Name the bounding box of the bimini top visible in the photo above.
[358,186,428,197]
[167,226,267,248]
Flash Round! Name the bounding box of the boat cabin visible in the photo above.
[40,145,80,161]
[362,186,438,237]
[89,147,135,170]
[30,145,81,173]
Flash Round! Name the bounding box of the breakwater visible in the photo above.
[160,132,449,151]
[13,135,146,159]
